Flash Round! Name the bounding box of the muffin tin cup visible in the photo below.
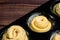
[50,30,60,40]
[50,0,60,17]
[27,12,55,33]
[0,25,29,40]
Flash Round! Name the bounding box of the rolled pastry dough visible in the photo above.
[52,34,60,40]
[53,3,60,16]
[2,25,28,40]
[29,16,52,33]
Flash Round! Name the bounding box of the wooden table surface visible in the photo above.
[0,0,49,29]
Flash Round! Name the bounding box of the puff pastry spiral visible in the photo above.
[2,25,28,40]
[29,16,52,33]
[53,3,60,16]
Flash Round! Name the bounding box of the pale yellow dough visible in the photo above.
[29,16,52,33]
[2,25,28,40]
[53,3,60,16]
[53,34,60,40]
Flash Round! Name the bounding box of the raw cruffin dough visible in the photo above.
[53,3,60,16]
[52,34,60,40]
[29,16,52,33]
[2,25,28,40]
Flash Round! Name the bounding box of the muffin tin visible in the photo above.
[0,0,60,40]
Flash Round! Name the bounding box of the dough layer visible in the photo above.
[29,16,52,33]
[53,3,60,16]
[2,25,28,40]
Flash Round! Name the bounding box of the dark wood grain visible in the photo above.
[0,4,40,29]
[0,4,40,25]
[0,0,48,4]
[0,0,49,29]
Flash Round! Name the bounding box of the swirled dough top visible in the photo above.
[53,3,60,16]
[52,34,60,40]
[2,25,28,40]
[29,16,52,33]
